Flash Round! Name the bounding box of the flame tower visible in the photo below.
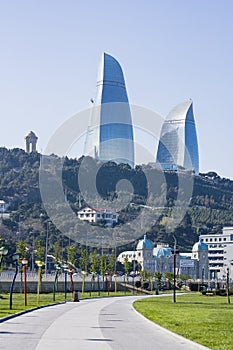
[156,100,199,173]
[84,53,134,168]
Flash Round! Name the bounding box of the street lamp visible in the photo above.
[35,260,44,304]
[45,222,50,276]
[9,253,20,310]
[113,273,117,293]
[63,263,69,300]
[201,267,205,291]
[53,263,61,302]
[226,267,230,305]
[21,258,28,306]
[171,236,179,303]
[81,270,87,296]
[0,246,8,268]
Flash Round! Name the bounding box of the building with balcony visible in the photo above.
[200,227,233,279]
[77,206,118,227]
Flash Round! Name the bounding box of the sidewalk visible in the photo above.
[0,296,211,350]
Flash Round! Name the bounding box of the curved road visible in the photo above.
[0,296,211,350]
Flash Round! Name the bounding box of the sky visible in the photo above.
[1,0,233,178]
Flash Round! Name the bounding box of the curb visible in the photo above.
[132,297,212,350]
[0,301,66,323]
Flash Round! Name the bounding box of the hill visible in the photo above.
[1,147,233,256]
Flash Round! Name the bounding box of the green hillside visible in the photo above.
[1,147,233,257]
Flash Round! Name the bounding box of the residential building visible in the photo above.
[77,206,118,227]
[200,227,233,279]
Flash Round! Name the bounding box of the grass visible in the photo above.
[0,290,138,319]
[133,293,233,350]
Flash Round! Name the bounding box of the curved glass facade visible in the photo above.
[156,100,199,174]
[84,53,134,168]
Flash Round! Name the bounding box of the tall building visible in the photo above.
[200,227,233,279]
[156,100,199,174]
[84,53,134,168]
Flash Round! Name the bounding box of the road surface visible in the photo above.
[0,296,211,350]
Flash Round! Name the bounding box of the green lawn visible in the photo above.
[134,293,233,350]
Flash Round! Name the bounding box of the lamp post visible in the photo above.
[124,274,126,295]
[226,267,230,305]
[0,246,8,269]
[53,263,61,302]
[201,267,205,291]
[9,253,19,310]
[21,258,28,306]
[45,222,49,276]
[81,270,87,296]
[172,236,179,303]
[35,260,44,304]
[113,274,117,293]
[105,273,110,296]
[63,264,69,300]
[97,273,100,296]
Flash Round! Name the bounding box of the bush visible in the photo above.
[143,282,149,290]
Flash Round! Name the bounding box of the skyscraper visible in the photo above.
[84,53,134,168]
[156,100,199,174]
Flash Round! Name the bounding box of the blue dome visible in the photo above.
[137,235,153,250]
[192,239,208,252]
[153,246,172,259]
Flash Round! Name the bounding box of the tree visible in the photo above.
[16,240,27,259]
[99,254,108,290]
[67,246,76,266]
[80,248,88,295]
[90,250,98,273]
[123,257,130,276]
[53,241,62,262]
[16,240,27,293]
[108,253,116,277]
[154,272,163,291]
[67,245,76,293]
[90,250,98,294]
[35,239,45,262]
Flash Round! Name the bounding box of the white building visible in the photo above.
[77,207,118,227]
[200,227,233,279]
[117,235,209,280]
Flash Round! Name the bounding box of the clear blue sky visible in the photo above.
[1,1,233,178]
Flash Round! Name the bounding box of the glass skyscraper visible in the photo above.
[84,53,134,168]
[156,100,199,174]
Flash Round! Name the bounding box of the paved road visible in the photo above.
[0,296,211,350]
